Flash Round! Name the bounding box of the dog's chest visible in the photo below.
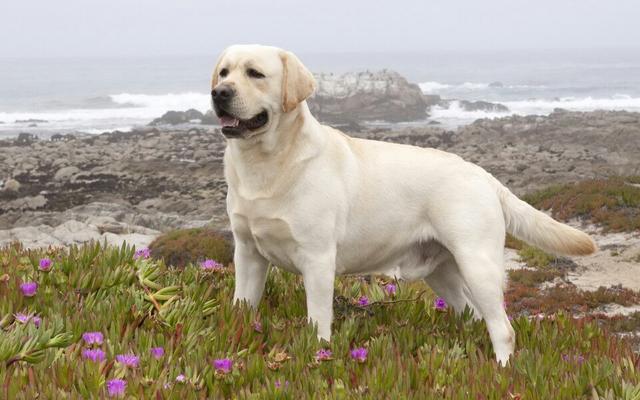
[230,199,301,273]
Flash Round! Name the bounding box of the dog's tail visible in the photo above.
[492,178,597,256]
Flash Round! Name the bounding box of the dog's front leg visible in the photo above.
[301,258,336,341]
[232,240,269,308]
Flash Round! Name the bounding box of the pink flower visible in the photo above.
[175,374,186,383]
[357,296,370,306]
[150,347,164,359]
[200,259,223,271]
[106,379,126,397]
[275,379,289,389]
[82,348,106,362]
[253,321,263,333]
[434,297,447,311]
[350,347,368,362]
[315,349,332,361]
[213,358,233,374]
[134,248,151,260]
[116,353,139,368]
[384,283,397,296]
[15,313,42,328]
[39,258,53,271]
[20,282,38,297]
[82,332,104,346]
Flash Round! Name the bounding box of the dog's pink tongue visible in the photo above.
[220,116,239,127]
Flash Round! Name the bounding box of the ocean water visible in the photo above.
[1,48,640,137]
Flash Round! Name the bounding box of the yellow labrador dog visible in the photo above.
[211,44,596,364]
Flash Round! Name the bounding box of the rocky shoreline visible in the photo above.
[2,109,639,249]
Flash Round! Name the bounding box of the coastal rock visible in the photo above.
[0,219,159,249]
[458,100,509,112]
[435,99,509,112]
[15,119,48,124]
[1,195,47,212]
[16,133,38,145]
[2,110,640,248]
[1,178,20,192]
[54,166,80,181]
[308,70,428,123]
[201,110,218,125]
[149,109,204,126]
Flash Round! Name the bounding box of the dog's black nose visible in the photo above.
[211,84,235,101]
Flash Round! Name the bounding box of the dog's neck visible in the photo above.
[225,102,326,198]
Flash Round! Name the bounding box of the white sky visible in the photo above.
[1,0,639,57]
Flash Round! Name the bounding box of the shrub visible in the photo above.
[517,245,556,269]
[148,227,233,267]
[523,176,640,232]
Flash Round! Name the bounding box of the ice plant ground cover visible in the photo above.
[0,242,639,398]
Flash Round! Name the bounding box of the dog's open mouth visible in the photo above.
[217,109,269,137]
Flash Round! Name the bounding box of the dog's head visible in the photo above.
[211,45,316,139]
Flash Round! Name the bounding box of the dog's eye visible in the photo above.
[247,68,265,79]
[219,68,229,78]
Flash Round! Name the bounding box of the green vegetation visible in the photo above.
[149,228,233,268]
[523,176,640,232]
[1,242,639,399]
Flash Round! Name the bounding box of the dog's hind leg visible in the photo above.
[424,259,480,318]
[452,248,515,366]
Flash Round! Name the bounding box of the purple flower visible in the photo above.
[200,259,223,271]
[82,348,106,362]
[39,258,53,271]
[134,247,151,260]
[275,379,289,389]
[384,283,397,296]
[106,379,126,397]
[213,358,233,374]
[116,353,140,368]
[434,297,447,311]
[315,349,332,361]
[175,374,186,383]
[82,332,104,346]
[253,321,263,333]
[20,282,38,297]
[562,354,585,364]
[350,347,368,362]
[357,296,370,306]
[15,312,42,327]
[14,313,31,324]
[150,347,164,359]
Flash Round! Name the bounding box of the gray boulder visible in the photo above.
[2,178,20,192]
[149,109,204,126]
[308,70,428,123]
[54,166,80,181]
[458,100,509,112]
[201,110,218,125]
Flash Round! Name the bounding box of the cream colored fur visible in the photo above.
[213,44,597,365]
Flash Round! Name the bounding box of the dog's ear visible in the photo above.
[211,49,228,89]
[280,51,316,113]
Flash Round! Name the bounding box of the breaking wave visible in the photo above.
[430,95,640,126]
